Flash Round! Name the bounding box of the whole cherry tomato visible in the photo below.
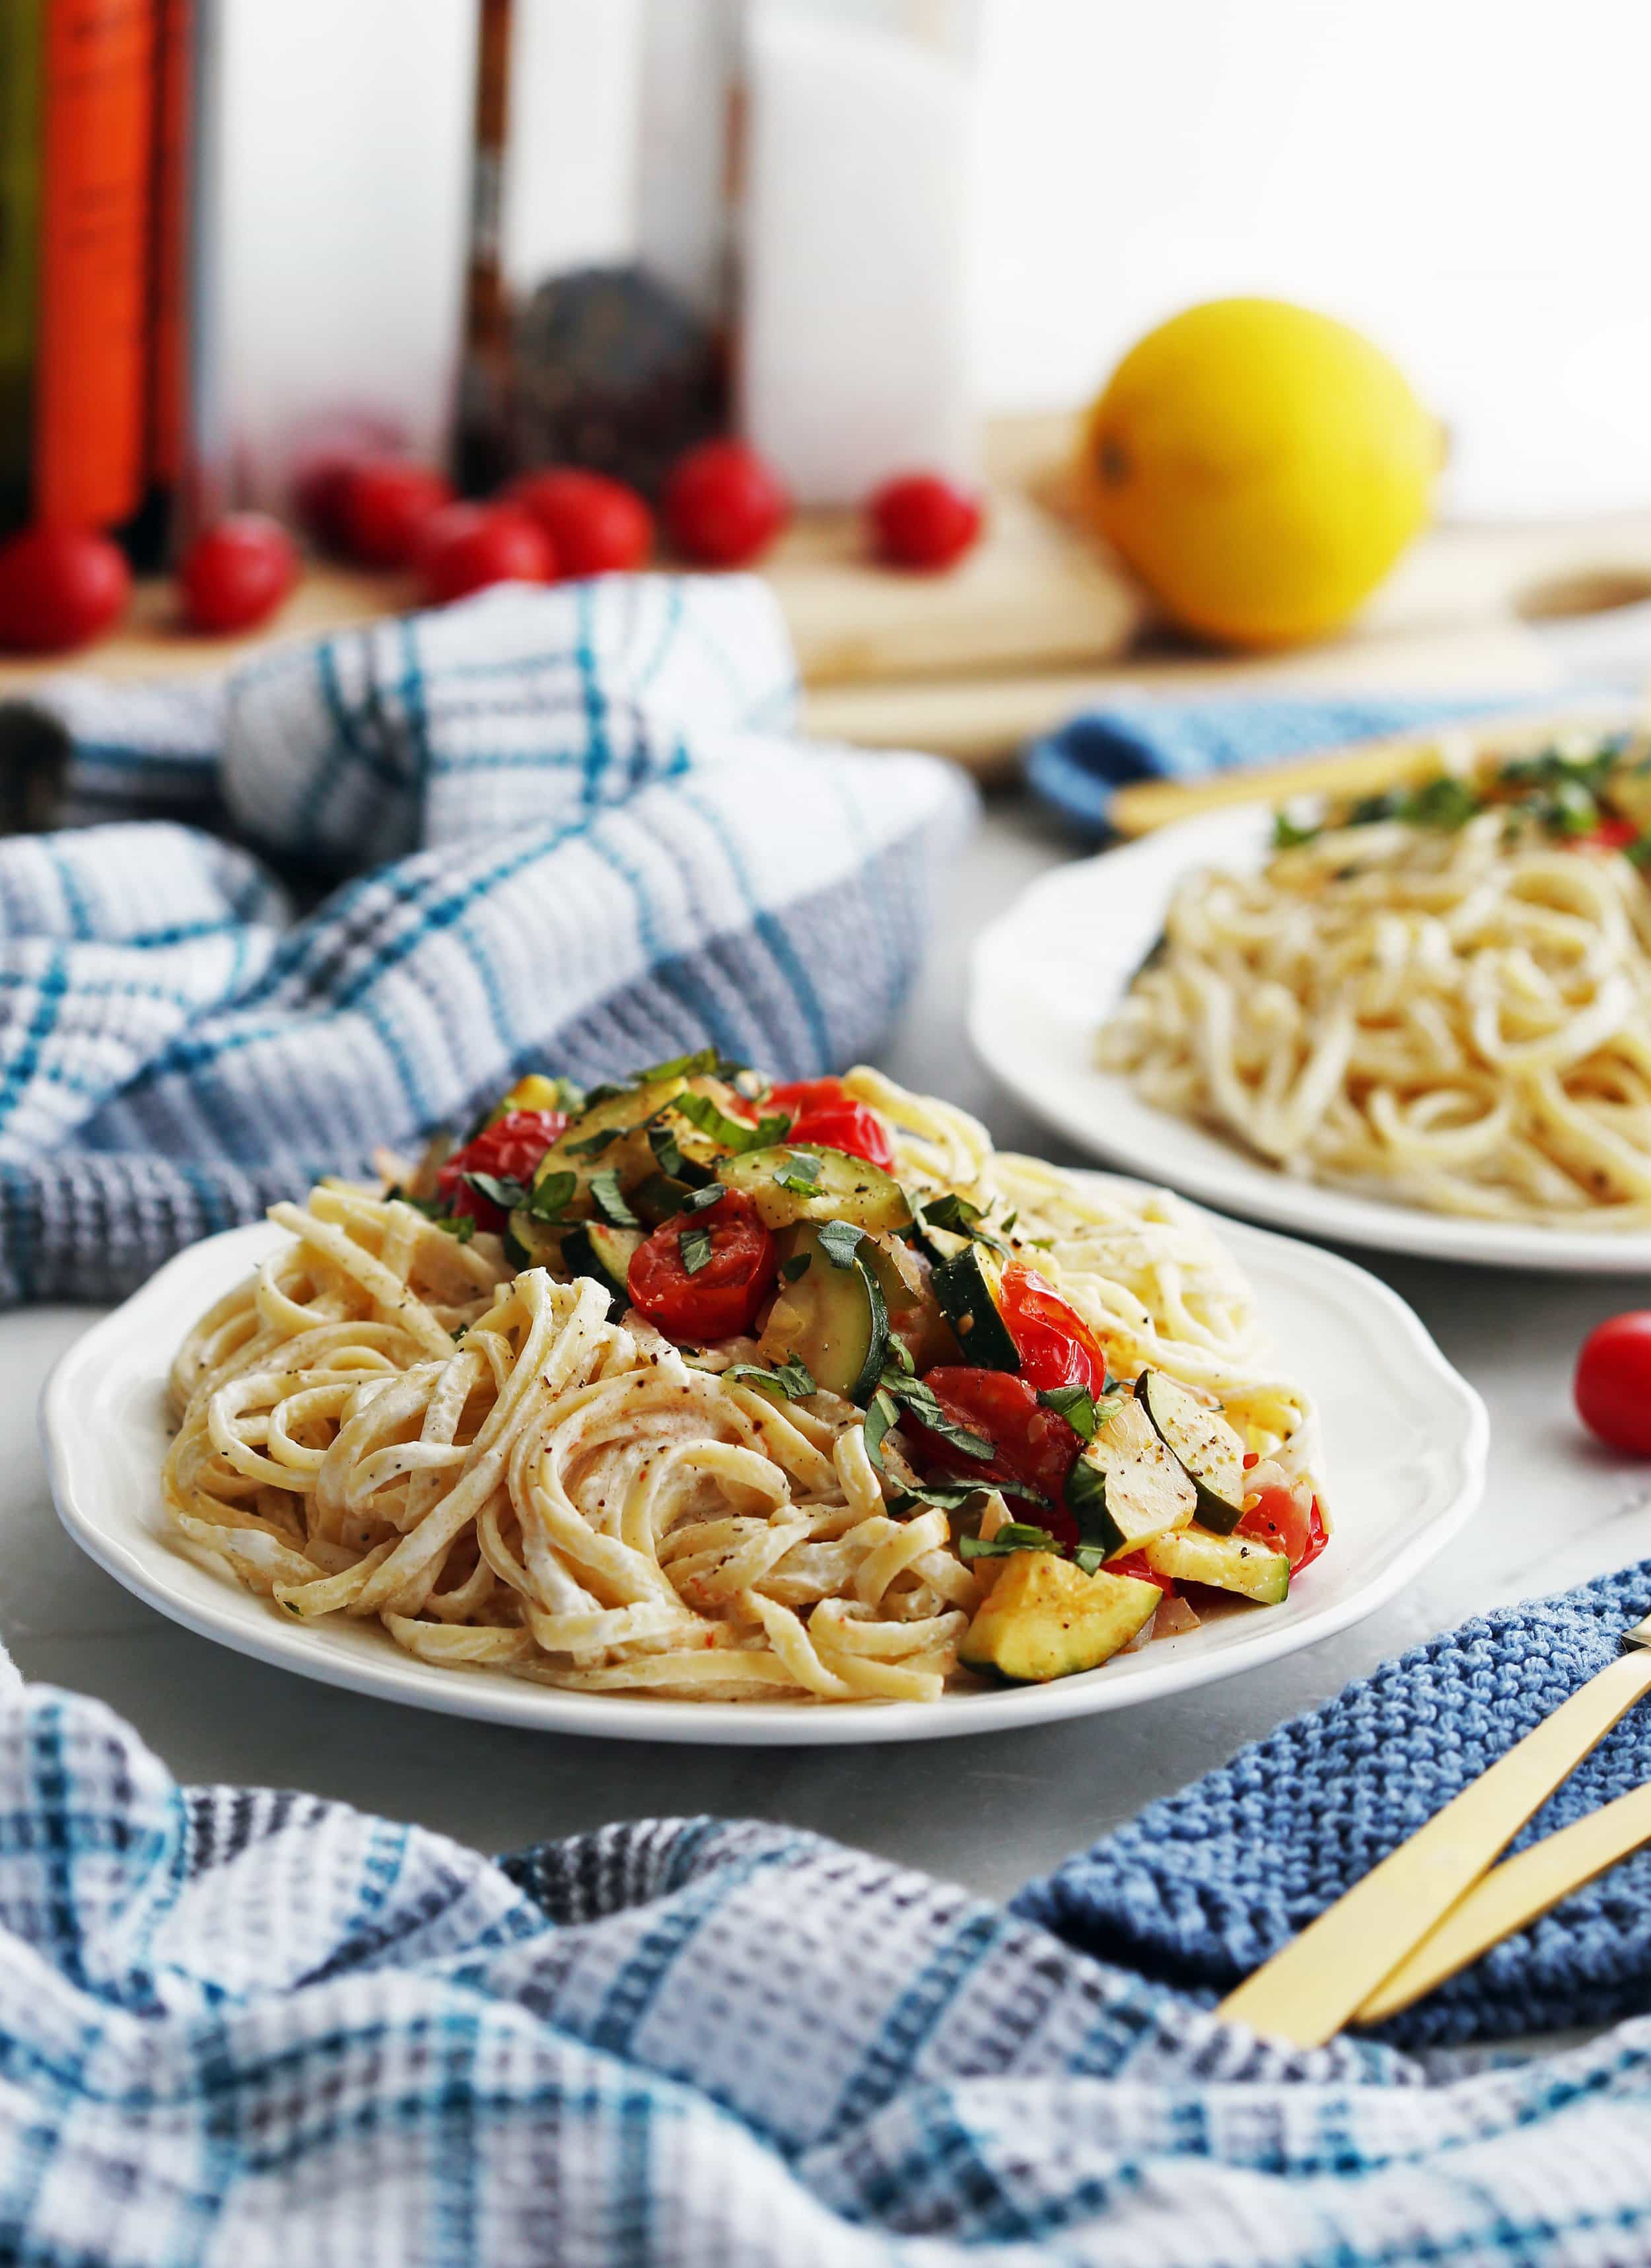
[870,472,983,571]
[437,1108,569,1230]
[627,1189,777,1341]
[419,505,557,605]
[995,1263,1110,1396]
[905,1366,1082,1536]
[507,468,652,577]
[337,459,456,568]
[767,1078,896,1171]
[662,439,790,567]
[1575,1311,1651,1454]
[0,526,130,654]
[1237,1485,1327,1573]
[179,514,299,634]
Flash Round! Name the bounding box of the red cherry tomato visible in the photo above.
[437,1109,569,1230]
[870,473,983,572]
[662,439,790,567]
[1575,817,1640,853]
[507,467,652,577]
[1575,1311,1651,1454]
[1107,1550,1177,1598]
[178,514,300,635]
[0,526,130,654]
[767,1079,896,1172]
[419,504,558,605]
[995,1263,1110,1396]
[905,1366,1081,1535]
[627,1189,777,1341]
[1237,1485,1327,1573]
[337,459,456,568]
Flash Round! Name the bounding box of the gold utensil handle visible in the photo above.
[1355,1775,1651,2025]
[1106,702,1634,838]
[1217,1643,1651,2049]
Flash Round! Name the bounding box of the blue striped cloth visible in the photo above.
[0,576,974,1304]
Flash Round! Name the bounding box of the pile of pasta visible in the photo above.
[164,1073,1314,1705]
[1101,806,1651,1226]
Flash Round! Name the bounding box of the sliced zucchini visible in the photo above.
[1141,1526,1289,1606]
[1065,1394,1195,1560]
[561,1223,643,1306]
[507,1208,564,1269]
[757,1225,888,1401]
[644,1109,723,1188]
[628,1170,699,1227]
[715,1144,913,1233]
[930,1246,1020,1372]
[1134,1370,1248,1534]
[958,1551,1161,1683]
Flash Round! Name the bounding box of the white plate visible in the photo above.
[971,805,1651,1275]
[40,1204,1486,1746]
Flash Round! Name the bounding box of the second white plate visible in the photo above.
[970,806,1651,1274]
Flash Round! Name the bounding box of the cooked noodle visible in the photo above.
[164,1073,1317,1704]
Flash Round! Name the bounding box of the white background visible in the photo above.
[219,0,1651,517]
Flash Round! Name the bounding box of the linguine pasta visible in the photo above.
[164,1068,1321,1705]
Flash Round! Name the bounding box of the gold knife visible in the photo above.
[1217,1615,1651,2049]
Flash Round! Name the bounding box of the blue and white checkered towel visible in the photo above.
[0,575,973,1306]
[11,1549,1651,2268]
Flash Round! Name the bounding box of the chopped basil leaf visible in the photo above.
[632,1046,722,1083]
[437,1213,475,1245]
[1026,1236,1055,1251]
[1037,1384,1098,1440]
[1272,810,1320,851]
[1000,1211,1017,1233]
[863,1388,899,1470]
[880,1374,994,1462]
[959,1523,1058,1562]
[678,1183,726,1216]
[1628,833,1651,871]
[880,1335,916,1378]
[589,1169,639,1228]
[565,1126,623,1158]
[815,1219,863,1269]
[886,1481,987,1515]
[462,1170,532,1213]
[526,1170,579,1224]
[646,1124,688,1179]
[722,1356,816,1401]
[774,1149,824,1194]
[1072,1545,1108,1575]
[678,1223,713,1275]
[672,1092,790,1154]
[780,1252,812,1281]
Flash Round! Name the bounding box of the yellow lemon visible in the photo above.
[1079,298,1440,650]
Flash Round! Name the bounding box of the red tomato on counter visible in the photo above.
[337,459,456,568]
[627,1189,777,1340]
[179,514,299,634]
[768,1079,896,1171]
[870,472,983,571]
[437,1109,569,1230]
[419,505,557,604]
[0,526,130,653]
[663,440,789,567]
[1575,1312,1651,1454]
[508,468,652,577]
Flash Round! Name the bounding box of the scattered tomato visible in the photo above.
[996,1263,1109,1396]
[627,1189,777,1340]
[1574,817,1640,853]
[508,467,652,577]
[1237,1485,1327,1573]
[0,526,130,654]
[178,514,299,635]
[419,504,558,605]
[662,439,790,567]
[336,459,456,569]
[870,472,983,571]
[905,1366,1081,1536]
[767,1078,896,1171]
[437,1108,569,1231]
[1575,1311,1651,1454]
[1107,1550,1177,1598]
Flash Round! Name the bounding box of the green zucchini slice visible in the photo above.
[958,1551,1161,1683]
[930,1246,1020,1372]
[1141,1526,1289,1606]
[1134,1370,1248,1534]
[757,1225,888,1401]
[1066,1395,1195,1560]
[561,1223,643,1306]
[715,1145,913,1233]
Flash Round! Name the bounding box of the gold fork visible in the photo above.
[1217,1614,1651,2048]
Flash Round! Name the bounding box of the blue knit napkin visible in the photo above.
[1025,692,1505,832]
[0,575,973,1305]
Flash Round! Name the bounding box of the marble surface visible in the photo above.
[9,794,1651,1902]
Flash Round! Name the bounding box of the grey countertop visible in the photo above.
[7,791,1650,1901]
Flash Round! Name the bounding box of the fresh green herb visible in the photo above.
[780,1252,812,1281]
[879,1372,994,1462]
[526,1170,580,1224]
[815,1219,863,1269]
[1627,833,1651,870]
[589,1169,639,1228]
[1272,810,1320,850]
[673,1092,790,1154]
[439,1213,475,1245]
[677,1182,726,1216]
[632,1046,721,1083]
[646,1123,689,1180]
[959,1523,1058,1563]
[722,1356,816,1401]
[1547,777,1602,836]
[1026,1236,1055,1251]
[462,1170,532,1213]
[1405,775,1483,831]
[863,1388,899,1470]
[886,1479,991,1515]
[1037,1383,1098,1440]
[880,1335,916,1378]
[565,1126,623,1159]
[678,1223,713,1275]
[774,1149,824,1195]
[450,1324,469,1343]
[1000,1211,1018,1234]
[1073,1545,1109,1575]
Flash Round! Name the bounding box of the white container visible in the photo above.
[741,0,979,506]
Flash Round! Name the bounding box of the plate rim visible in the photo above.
[969,804,1651,1275]
[40,1202,1488,1748]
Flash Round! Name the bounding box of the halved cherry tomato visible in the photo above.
[1574,816,1640,853]
[1107,1550,1176,1598]
[627,1189,777,1341]
[1237,1485,1327,1574]
[996,1263,1109,1395]
[768,1079,896,1170]
[437,1108,568,1230]
[904,1366,1081,1539]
